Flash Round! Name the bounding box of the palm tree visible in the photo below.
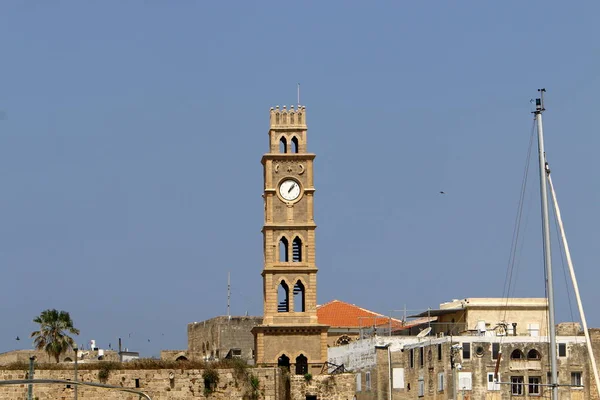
[30,309,80,363]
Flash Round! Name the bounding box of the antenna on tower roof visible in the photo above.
[297,83,300,107]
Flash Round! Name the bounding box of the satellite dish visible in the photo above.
[417,327,432,338]
[169,372,175,380]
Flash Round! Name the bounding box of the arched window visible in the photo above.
[64,357,72,362]
[176,355,188,362]
[279,137,287,153]
[279,237,289,262]
[510,349,524,359]
[291,137,299,153]
[527,349,541,360]
[293,280,305,312]
[336,335,352,346]
[278,354,290,371]
[292,237,302,262]
[295,354,308,375]
[278,281,289,312]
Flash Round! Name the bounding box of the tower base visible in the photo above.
[253,324,329,375]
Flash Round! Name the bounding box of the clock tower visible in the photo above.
[252,105,328,374]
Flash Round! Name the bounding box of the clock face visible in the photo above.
[279,179,301,202]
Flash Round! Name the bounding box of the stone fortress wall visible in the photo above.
[0,366,355,400]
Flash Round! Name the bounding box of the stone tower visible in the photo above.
[252,105,328,374]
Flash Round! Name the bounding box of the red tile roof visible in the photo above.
[317,299,407,329]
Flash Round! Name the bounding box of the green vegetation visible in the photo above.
[30,309,80,363]
[97,362,120,382]
[304,373,313,382]
[202,365,220,396]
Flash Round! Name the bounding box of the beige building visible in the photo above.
[329,298,596,400]
[408,298,549,337]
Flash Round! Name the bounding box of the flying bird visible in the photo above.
[439,191,445,194]
[15,336,20,341]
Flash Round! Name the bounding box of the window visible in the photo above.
[365,371,371,391]
[392,368,404,389]
[527,349,541,360]
[458,372,472,391]
[356,373,362,392]
[418,377,425,397]
[335,335,352,346]
[410,349,414,368]
[279,237,289,262]
[279,137,287,153]
[511,376,524,395]
[419,347,424,367]
[135,378,140,388]
[295,354,308,375]
[291,137,299,153]
[278,354,290,370]
[437,373,444,392]
[437,344,442,361]
[510,349,524,359]
[487,373,500,391]
[558,343,567,357]
[528,323,540,337]
[571,372,582,387]
[292,237,302,262]
[475,345,484,357]
[277,281,289,312]
[293,281,305,312]
[529,376,541,395]
[462,343,471,359]
[492,343,500,360]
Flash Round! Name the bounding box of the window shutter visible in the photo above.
[393,368,404,389]
[458,372,472,390]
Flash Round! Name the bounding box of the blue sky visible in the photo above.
[1,2,599,357]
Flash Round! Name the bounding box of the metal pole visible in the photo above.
[73,345,78,400]
[534,90,558,400]
[227,272,231,318]
[27,356,34,400]
[548,172,600,396]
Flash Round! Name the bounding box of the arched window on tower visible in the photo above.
[292,237,302,262]
[279,137,287,153]
[295,354,308,375]
[279,237,289,262]
[293,281,305,312]
[291,137,299,153]
[278,281,289,312]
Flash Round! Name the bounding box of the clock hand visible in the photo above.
[288,183,296,194]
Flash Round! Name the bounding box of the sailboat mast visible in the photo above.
[534,89,559,400]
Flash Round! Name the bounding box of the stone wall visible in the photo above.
[188,316,262,361]
[0,366,355,400]
[0,349,119,366]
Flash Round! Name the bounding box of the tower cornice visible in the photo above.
[261,153,315,165]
